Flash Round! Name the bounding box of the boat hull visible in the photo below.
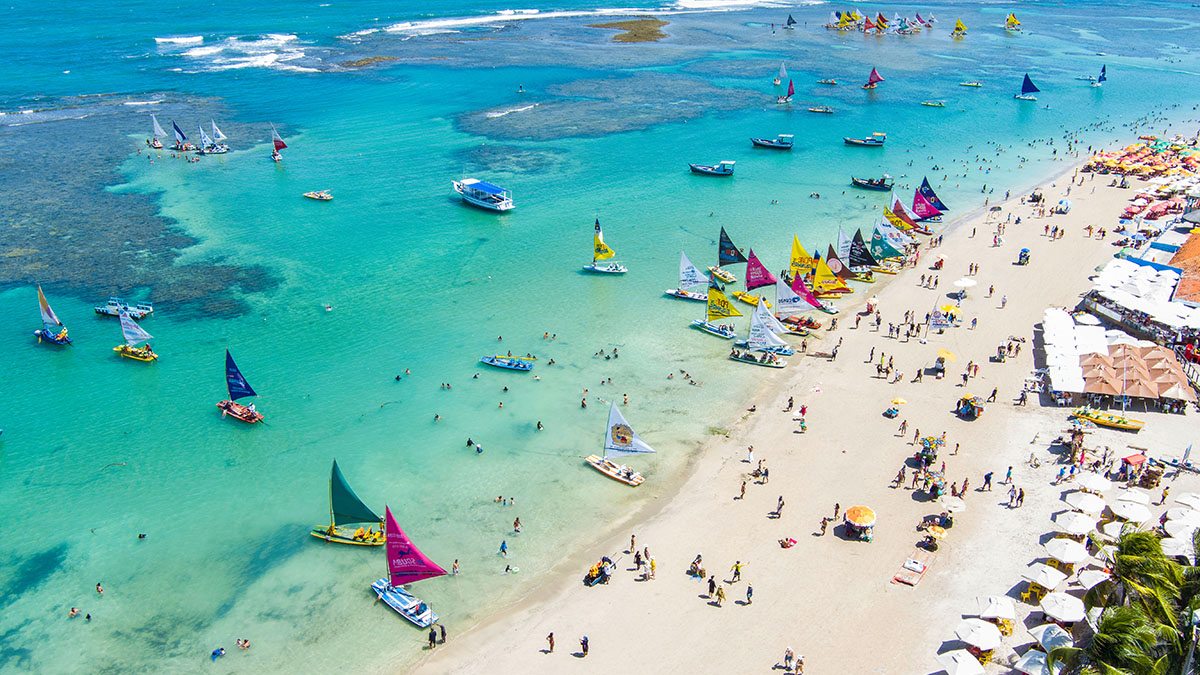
[582,263,627,274]
[584,455,645,487]
[216,400,263,424]
[850,177,894,191]
[707,266,737,283]
[310,525,385,547]
[732,290,770,308]
[750,138,793,150]
[689,164,735,176]
[34,329,72,345]
[114,345,158,362]
[844,138,885,147]
[734,340,795,356]
[1014,94,1037,101]
[664,289,707,302]
[729,353,787,368]
[1071,407,1144,431]
[479,356,533,371]
[690,320,736,339]
[371,579,438,627]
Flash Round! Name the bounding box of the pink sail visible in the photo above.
[911,189,943,220]
[385,506,447,587]
[790,272,823,309]
[745,249,778,290]
[866,67,884,85]
[787,80,795,97]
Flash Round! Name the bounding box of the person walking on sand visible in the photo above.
[784,647,795,670]
[983,471,993,490]
[987,387,998,403]
[1159,487,1170,505]
[819,517,829,535]
[1005,465,1013,484]
[629,533,636,553]
[738,480,746,500]
[708,575,717,597]
[649,556,657,579]
[546,632,555,653]
[428,626,437,649]
[715,585,727,606]
[730,561,744,582]
[746,446,754,464]
[1001,294,1008,309]
[580,635,589,657]
[745,584,754,605]
[833,503,840,519]
[440,624,447,644]
[1016,487,1025,507]
[898,419,907,436]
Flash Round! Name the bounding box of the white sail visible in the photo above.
[778,62,787,80]
[754,297,789,335]
[836,226,853,261]
[876,217,915,247]
[198,125,214,147]
[151,114,167,139]
[119,309,153,346]
[211,120,227,141]
[603,402,655,457]
[748,313,789,349]
[775,279,816,316]
[37,285,62,328]
[679,252,706,289]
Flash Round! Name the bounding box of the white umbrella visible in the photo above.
[941,496,967,513]
[977,595,1017,621]
[1176,493,1200,510]
[1099,521,1127,539]
[1064,492,1105,514]
[955,618,1003,650]
[1075,473,1112,492]
[1074,314,1102,326]
[1041,592,1086,623]
[1054,511,1098,536]
[1044,538,1089,564]
[1167,509,1200,526]
[1014,648,1064,675]
[1109,500,1152,522]
[1114,489,1151,505]
[1165,520,1200,539]
[1161,537,1196,562]
[936,649,985,675]
[953,277,978,288]
[1023,563,1068,590]
[1076,568,1111,590]
[1030,622,1074,651]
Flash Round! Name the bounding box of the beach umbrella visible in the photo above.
[936,649,985,675]
[1030,622,1074,651]
[1109,500,1152,523]
[844,505,876,527]
[1165,507,1200,523]
[1114,489,1151,505]
[1176,493,1200,510]
[1014,648,1064,675]
[1161,383,1198,402]
[1074,314,1102,326]
[892,397,907,405]
[955,618,1003,650]
[939,305,962,315]
[1022,563,1068,590]
[936,348,957,362]
[977,595,1016,621]
[953,277,978,288]
[1054,511,1097,536]
[940,496,967,513]
[1165,520,1200,539]
[1099,521,1127,540]
[1076,568,1111,590]
[1064,492,1105,514]
[1041,592,1086,623]
[1044,538,1089,564]
[927,525,947,540]
[1075,473,1112,493]
[1161,537,1197,562]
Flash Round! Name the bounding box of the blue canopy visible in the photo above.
[469,181,507,195]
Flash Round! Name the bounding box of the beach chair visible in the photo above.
[1020,588,1034,603]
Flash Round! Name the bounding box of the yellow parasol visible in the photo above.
[891,397,907,405]
[927,525,947,540]
[937,348,958,361]
[844,505,876,527]
[939,304,961,315]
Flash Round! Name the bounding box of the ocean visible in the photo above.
[2,0,1199,671]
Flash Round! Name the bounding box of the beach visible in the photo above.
[421,165,1200,673]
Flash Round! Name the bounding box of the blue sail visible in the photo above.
[225,349,257,400]
[172,120,187,144]
[718,227,748,266]
[1097,65,1107,83]
[1020,74,1040,94]
[919,178,950,211]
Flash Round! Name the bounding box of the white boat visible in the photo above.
[773,61,787,86]
[94,297,154,319]
[148,114,166,149]
[198,120,229,154]
[690,287,741,339]
[452,178,514,211]
[584,403,655,487]
[582,218,627,274]
[665,251,709,302]
[270,123,286,162]
[370,506,447,627]
[734,298,794,356]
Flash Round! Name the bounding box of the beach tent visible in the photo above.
[954,618,1002,650]
[935,649,985,675]
[1053,511,1097,536]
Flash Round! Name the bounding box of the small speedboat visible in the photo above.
[583,262,628,274]
[851,175,894,191]
[750,134,794,150]
[817,79,838,85]
[689,161,736,176]
[453,178,514,211]
[920,100,946,108]
[664,289,707,302]
[844,133,886,147]
[304,190,333,201]
[807,106,834,114]
[959,81,982,87]
[689,320,736,339]
[479,355,534,371]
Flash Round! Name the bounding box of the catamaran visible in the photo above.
[311,460,385,546]
[584,403,655,487]
[583,218,627,274]
[148,115,166,149]
[1092,65,1107,87]
[776,80,794,105]
[113,308,157,362]
[217,349,263,423]
[94,297,154,319]
[1004,13,1021,33]
[371,506,447,627]
[690,287,741,338]
[708,227,746,283]
[170,120,194,152]
[270,123,287,162]
[453,178,514,211]
[1015,73,1040,101]
[773,62,787,86]
[34,285,71,345]
[862,67,884,90]
[665,251,708,301]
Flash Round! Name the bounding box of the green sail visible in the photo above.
[330,460,382,526]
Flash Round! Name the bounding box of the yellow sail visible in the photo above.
[592,220,615,260]
[954,18,967,32]
[1006,13,1019,26]
[883,206,913,232]
[837,13,853,28]
[706,287,743,321]
[789,236,816,278]
[849,9,862,21]
[813,256,852,293]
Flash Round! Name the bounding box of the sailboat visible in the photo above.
[862,67,885,90]
[148,115,166,149]
[888,200,932,235]
[708,227,746,283]
[733,298,792,360]
[371,506,447,627]
[732,249,776,307]
[199,120,229,154]
[311,460,385,546]
[811,254,853,298]
[170,120,194,152]
[951,18,967,37]
[270,123,287,162]
[862,17,876,32]
[583,218,627,274]
[665,251,709,301]
[827,244,871,283]
[1015,73,1040,101]
[784,14,797,30]
[113,308,157,361]
[776,79,795,104]
[1092,65,1107,87]
[792,272,837,315]
[773,62,787,86]
[33,285,71,345]
[1004,13,1022,33]
[584,403,655,487]
[690,287,741,338]
[788,236,817,282]
[217,349,264,423]
[773,278,820,334]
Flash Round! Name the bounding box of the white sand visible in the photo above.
[417,169,1200,674]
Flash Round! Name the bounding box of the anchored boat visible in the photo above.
[371,506,447,627]
[34,285,71,345]
[584,403,655,486]
[851,175,893,191]
[734,298,792,357]
[453,178,514,211]
[94,297,153,319]
[582,218,627,274]
[689,160,736,176]
[690,287,740,338]
[113,308,157,362]
[480,355,534,371]
[170,120,194,152]
[217,350,263,423]
[311,460,385,546]
[148,114,166,149]
[844,132,887,147]
[751,134,794,150]
[1014,73,1040,101]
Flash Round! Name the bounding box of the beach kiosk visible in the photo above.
[844,505,876,542]
[956,395,985,420]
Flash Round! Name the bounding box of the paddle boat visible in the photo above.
[217,350,263,424]
[584,403,654,487]
[844,132,886,147]
[807,105,834,114]
[817,79,838,85]
[689,320,737,339]
[95,297,154,319]
[480,355,534,371]
[707,266,737,284]
[304,190,333,201]
[453,178,514,211]
[664,288,707,302]
[689,161,736,176]
[750,134,794,150]
[310,460,385,546]
[34,286,71,346]
[851,175,894,191]
[732,290,770,308]
[729,348,786,368]
[371,506,447,627]
[921,100,946,108]
[113,308,157,362]
[1071,407,1144,432]
[959,81,983,87]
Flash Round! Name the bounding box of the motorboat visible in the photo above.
[453,178,515,211]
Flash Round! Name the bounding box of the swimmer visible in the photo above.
[499,540,508,556]
[96,583,104,596]
[325,304,333,312]
[536,421,543,431]
[69,607,79,618]
[434,414,441,422]
[211,647,226,661]
[467,438,474,447]
[395,375,401,381]
[137,533,147,540]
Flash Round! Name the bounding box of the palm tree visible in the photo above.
[1048,605,1174,674]
[1085,531,1184,630]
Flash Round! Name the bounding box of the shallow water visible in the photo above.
[2,0,1199,671]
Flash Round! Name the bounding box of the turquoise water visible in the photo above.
[3,0,1200,671]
